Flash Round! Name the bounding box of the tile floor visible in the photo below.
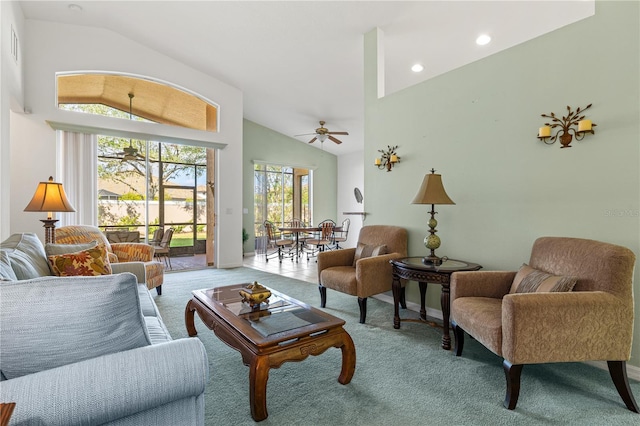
[163,251,318,284]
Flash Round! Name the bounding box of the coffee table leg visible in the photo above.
[338,331,356,385]
[249,356,270,421]
[185,299,198,337]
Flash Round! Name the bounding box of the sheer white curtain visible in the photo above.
[57,131,98,227]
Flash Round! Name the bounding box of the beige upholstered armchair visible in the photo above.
[55,225,165,295]
[451,237,638,413]
[318,225,408,323]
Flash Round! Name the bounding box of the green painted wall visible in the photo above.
[242,119,338,253]
[364,1,640,366]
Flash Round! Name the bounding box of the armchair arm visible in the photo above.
[111,242,155,262]
[0,339,209,426]
[111,261,147,284]
[502,291,633,365]
[355,252,403,298]
[451,271,515,301]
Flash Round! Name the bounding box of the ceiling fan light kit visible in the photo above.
[295,120,349,146]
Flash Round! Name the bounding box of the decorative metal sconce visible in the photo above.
[375,145,400,172]
[537,104,596,148]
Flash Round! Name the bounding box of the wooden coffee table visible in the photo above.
[185,284,356,421]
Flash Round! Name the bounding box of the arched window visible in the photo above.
[57,73,218,131]
[56,73,217,265]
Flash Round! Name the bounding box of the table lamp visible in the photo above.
[24,176,76,244]
[411,169,455,265]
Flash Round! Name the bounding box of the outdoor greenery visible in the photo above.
[61,103,209,242]
[254,164,309,235]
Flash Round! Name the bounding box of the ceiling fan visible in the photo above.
[295,120,349,145]
[116,93,145,161]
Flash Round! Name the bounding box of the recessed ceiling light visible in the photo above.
[411,64,424,73]
[476,34,491,46]
[68,4,83,12]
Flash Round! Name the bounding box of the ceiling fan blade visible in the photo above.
[308,137,317,144]
[328,135,342,144]
[327,131,349,135]
[294,132,317,137]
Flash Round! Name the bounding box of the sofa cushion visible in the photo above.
[0,233,52,279]
[0,272,151,379]
[48,245,112,277]
[509,264,577,294]
[45,241,97,256]
[0,251,17,281]
[353,243,387,266]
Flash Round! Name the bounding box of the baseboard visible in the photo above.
[372,293,640,380]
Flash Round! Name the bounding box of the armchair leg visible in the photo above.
[452,320,464,356]
[607,361,639,413]
[503,360,523,410]
[319,285,327,308]
[358,297,367,324]
[156,285,162,296]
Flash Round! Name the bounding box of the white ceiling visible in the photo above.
[19,1,594,156]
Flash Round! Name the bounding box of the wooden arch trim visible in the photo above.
[57,74,218,132]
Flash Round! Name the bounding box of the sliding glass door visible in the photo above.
[254,163,311,237]
[97,138,208,254]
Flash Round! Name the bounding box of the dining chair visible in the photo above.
[333,218,350,249]
[152,228,174,269]
[305,220,336,261]
[263,221,294,263]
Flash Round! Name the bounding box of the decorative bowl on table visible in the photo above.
[239,282,271,307]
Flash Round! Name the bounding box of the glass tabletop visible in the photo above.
[396,257,475,272]
[199,285,328,337]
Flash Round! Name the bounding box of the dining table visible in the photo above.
[279,225,342,262]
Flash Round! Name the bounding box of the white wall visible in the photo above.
[337,150,364,248]
[0,1,25,238]
[8,19,243,267]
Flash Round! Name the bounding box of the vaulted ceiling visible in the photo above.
[20,1,594,155]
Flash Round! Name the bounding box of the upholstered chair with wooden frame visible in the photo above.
[263,221,294,263]
[318,225,408,323]
[55,225,165,294]
[450,236,638,413]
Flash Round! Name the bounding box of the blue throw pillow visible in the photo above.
[0,272,151,379]
[0,251,17,281]
[0,233,52,279]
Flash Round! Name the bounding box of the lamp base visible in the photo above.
[40,219,59,244]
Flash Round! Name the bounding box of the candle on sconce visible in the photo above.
[390,154,398,163]
[538,126,551,138]
[578,120,592,132]
[374,158,381,166]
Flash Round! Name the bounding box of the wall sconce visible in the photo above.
[375,145,400,172]
[537,104,596,148]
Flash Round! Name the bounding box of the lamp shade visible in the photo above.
[24,177,76,215]
[411,172,455,205]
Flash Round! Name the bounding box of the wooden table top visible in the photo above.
[191,284,345,348]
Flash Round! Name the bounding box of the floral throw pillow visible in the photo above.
[48,245,112,277]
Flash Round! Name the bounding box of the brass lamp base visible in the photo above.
[40,218,59,244]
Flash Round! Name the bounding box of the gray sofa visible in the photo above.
[0,233,209,425]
